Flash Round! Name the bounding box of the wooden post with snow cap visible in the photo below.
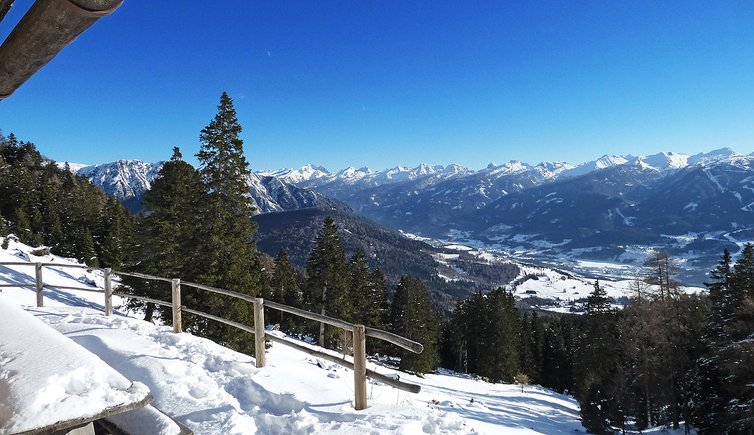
[171,278,182,333]
[104,268,113,316]
[253,298,266,368]
[35,262,43,307]
[353,324,367,410]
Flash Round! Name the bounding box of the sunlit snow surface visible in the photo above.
[0,238,586,434]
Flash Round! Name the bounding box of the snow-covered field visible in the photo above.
[431,242,705,313]
[0,237,587,434]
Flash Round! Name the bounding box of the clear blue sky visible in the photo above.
[2,1,754,171]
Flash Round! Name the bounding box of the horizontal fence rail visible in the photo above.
[112,291,171,308]
[0,261,424,410]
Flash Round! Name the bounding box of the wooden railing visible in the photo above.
[0,262,423,410]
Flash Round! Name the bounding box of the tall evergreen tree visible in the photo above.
[195,93,263,352]
[586,280,611,313]
[389,276,440,374]
[124,148,205,322]
[269,249,302,332]
[304,216,349,347]
[348,248,389,331]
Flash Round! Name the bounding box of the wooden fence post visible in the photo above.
[353,324,367,410]
[253,298,266,368]
[171,278,182,333]
[104,268,112,316]
[35,262,43,307]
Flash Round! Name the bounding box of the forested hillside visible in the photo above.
[253,207,519,308]
[0,132,132,268]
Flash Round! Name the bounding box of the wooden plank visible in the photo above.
[263,299,354,331]
[365,327,424,354]
[104,268,113,316]
[181,307,256,335]
[112,292,172,308]
[15,394,153,435]
[0,261,36,266]
[353,325,367,410]
[113,270,173,283]
[35,262,43,307]
[0,283,36,288]
[264,333,421,394]
[171,279,182,333]
[181,280,257,303]
[253,298,266,368]
[45,285,103,293]
[41,262,99,270]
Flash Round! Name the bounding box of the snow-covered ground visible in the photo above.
[431,242,705,313]
[0,237,587,434]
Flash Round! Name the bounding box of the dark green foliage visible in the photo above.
[124,148,206,322]
[253,207,520,311]
[348,249,389,330]
[268,249,303,333]
[95,197,134,269]
[303,216,350,347]
[585,280,611,313]
[539,317,575,393]
[389,276,440,374]
[0,132,134,266]
[193,93,263,352]
[693,245,754,432]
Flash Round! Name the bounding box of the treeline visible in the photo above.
[0,132,133,267]
[439,248,754,434]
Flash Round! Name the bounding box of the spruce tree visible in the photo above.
[348,248,389,330]
[483,288,521,382]
[195,93,262,352]
[585,280,611,313]
[304,216,349,347]
[269,249,302,332]
[389,276,440,374]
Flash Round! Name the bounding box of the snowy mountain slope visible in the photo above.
[69,160,344,214]
[262,163,474,198]
[76,160,164,202]
[0,238,587,434]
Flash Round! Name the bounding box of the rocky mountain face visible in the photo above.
[71,160,345,214]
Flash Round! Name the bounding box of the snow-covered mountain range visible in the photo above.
[265,148,754,283]
[267,149,741,195]
[66,148,754,284]
[65,160,343,214]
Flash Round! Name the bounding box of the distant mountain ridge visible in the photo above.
[266,148,742,193]
[263,148,754,284]
[66,160,345,214]
[65,148,754,284]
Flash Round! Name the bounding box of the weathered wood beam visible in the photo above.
[0,0,123,99]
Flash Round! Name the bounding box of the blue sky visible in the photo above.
[2,1,754,171]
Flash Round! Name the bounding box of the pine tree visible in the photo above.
[585,280,611,313]
[389,276,440,374]
[575,281,622,433]
[195,93,263,352]
[123,148,205,322]
[304,216,349,347]
[348,248,389,331]
[483,288,521,382]
[694,248,747,431]
[732,242,754,299]
[269,249,302,333]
